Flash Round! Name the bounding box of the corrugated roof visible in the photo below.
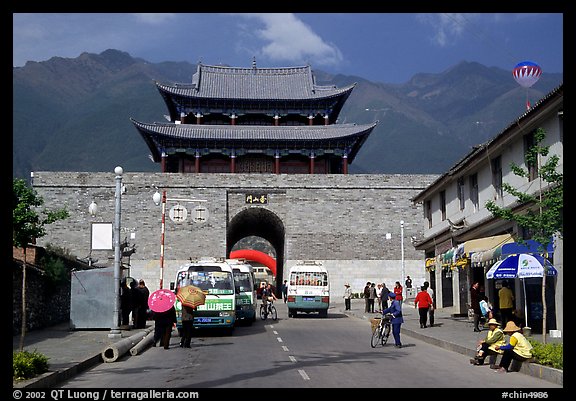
[156,64,355,100]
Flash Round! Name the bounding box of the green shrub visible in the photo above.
[43,256,68,285]
[13,350,49,380]
[529,339,563,370]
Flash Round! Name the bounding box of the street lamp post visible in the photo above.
[109,166,123,338]
[152,190,207,290]
[400,220,405,298]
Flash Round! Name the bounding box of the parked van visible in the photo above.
[286,261,329,318]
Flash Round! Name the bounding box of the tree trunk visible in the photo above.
[19,246,27,351]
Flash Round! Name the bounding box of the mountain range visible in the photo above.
[12,49,563,179]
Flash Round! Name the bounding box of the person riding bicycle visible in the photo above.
[381,292,404,348]
[262,283,277,311]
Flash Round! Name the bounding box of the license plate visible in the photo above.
[197,317,212,323]
[303,297,315,302]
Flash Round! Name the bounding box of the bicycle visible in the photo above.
[370,313,392,348]
[260,298,278,321]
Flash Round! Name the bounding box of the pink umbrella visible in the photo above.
[148,289,176,313]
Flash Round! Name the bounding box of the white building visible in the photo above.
[411,84,563,336]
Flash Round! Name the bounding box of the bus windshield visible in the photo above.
[233,271,252,293]
[177,266,234,295]
[289,271,328,286]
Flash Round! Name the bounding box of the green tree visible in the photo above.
[485,127,562,343]
[12,178,69,351]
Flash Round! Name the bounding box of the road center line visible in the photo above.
[282,346,290,352]
[298,369,310,381]
[289,355,297,363]
[277,337,283,342]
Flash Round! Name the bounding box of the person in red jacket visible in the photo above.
[393,281,404,305]
[414,285,433,328]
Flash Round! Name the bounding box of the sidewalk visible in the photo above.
[13,300,563,388]
[338,297,562,386]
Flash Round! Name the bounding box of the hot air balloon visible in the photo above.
[512,61,542,110]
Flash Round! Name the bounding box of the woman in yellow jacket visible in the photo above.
[493,321,533,373]
[470,318,505,365]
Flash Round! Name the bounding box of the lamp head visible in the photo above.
[152,191,162,206]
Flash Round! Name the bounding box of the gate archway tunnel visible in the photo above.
[226,208,285,296]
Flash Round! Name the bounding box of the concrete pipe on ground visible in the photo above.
[101,328,153,363]
[130,329,155,356]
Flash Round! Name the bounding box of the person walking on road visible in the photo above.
[423,281,435,327]
[281,280,288,303]
[369,283,377,313]
[152,305,177,349]
[498,280,515,327]
[120,279,132,327]
[179,305,194,348]
[376,283,383,312]
[405,275,412,290]
[343,283,352,310]
[363,282,371,313]
[414,285,433,328]
[470,281,482,332]
[393,281,404,305]
[134,279,150,329]
[381,292,404,348]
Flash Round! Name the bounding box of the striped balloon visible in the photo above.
[512,61,542,88]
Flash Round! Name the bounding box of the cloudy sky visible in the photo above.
[13,13,563,84]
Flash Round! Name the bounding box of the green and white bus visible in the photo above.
[228,258,257,325]
[174,257,236,334]
[287,261,330,318]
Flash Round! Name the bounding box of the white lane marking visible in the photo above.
[298,369,310,381]
[273,330,278,334]
[282,346,290,352]
[289,355,297,363]
[277,337,283,342]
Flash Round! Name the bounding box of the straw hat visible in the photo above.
[486,318,500,326]
[502,321,521,333]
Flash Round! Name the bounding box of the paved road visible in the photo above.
[13,298,563,389]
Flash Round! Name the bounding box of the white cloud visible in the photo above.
[417,13,468,47]
[132,13,177,25]
[235,13,343,66]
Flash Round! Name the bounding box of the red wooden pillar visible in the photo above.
[160,152,167,173]
[342,153,348,175]
[195,151,201,173]
[230,113,237,125]
[196,112,203,124]
[309,152,315,174]
[274,152,281,174]
[274,114,280,126]
[308,114,314,126]
[230,152,236,173]
[324,114,329,125]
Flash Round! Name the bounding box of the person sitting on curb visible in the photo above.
[470,318,505,365]
[492,321,533,373]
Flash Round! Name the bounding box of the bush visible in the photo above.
[13,350,49,380]
[529,339,563,370]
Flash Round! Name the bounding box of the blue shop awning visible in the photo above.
[501,239,554,257]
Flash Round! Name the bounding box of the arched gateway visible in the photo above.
[227,208,285,286]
